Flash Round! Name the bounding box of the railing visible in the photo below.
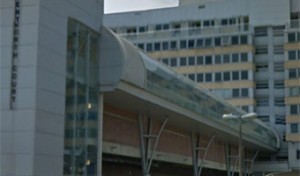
[119,24,253,40]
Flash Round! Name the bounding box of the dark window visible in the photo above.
[221,19,228,25]
[146,43,153,52]
[215,37,221,46]
[188,74,195,81]
[162,42,169,50]
[188,57,195,66]
[197,73,203,82]
[137,43,144,50]
[139,26,146,33]
[215,72,222,82]
[289,69,297,78]
[223,72,230,81]
[196,39,203,47]
[232,36,239,45]
[188,40,195,48]
[288,33,296,42]
[180,40,187,49]
[154,42,161,51]
[204,38,212,47]
[232,53,239,62]
[162,58,169,65]
[241,106,249,112]
[232,71,239,80]
[241,53,248,62]
[241,71,248,80]
[289,50,296,60]
[205,56,212,65]
[215,55,221,64]
[163,24,169,30]
[297,150,300,160]
[241,88,249,97]
[155,24,162,31]
[291,123,298,133]
[240,35,248,44]
[170,58,177,67]
[233,89,239,97]
[229,18,236,25]
[290,105,298,115]
[170,41,177,49]
[223,54,230,63]
[197,56,203,65]
[205,73,212,82]
[180,57,187,66]
[203,20,210,27]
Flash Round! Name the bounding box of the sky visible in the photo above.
[104,0,179,14]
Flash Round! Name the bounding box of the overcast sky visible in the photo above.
[104,0,179,14]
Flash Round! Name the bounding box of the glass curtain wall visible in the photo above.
[64,19,99,176]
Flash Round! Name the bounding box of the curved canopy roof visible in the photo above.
[99,26,280,151]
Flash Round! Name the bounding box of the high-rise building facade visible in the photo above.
[104,0,300,172]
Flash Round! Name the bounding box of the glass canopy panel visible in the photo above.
[139,52,277,148]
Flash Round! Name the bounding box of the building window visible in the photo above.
[188,74,195,81]
[288,32,296,43]
[256,81,268,89]
[290,105,299,115]
[188,39,195,48]
[288,68,297,79]
[205,56,212,65]
[240,53,248,62]
[231,36,239,45]
[274,98,285,107]
[154,42,161,51]
[232,89,239,98]
[221,19,228,25]
[170,41,177,49]
[232,71,239,80]
[288,50,296,60]
[155,24,162,31]
[180,57,187,66]
[162,58,169,65]
[205,73,212,82]
[215,37,221,46]
[223,54,230,63]
[290,123,298,133]
[188,56,195,66]
[241,88,249,97]
[163,24,169,30]
[215,55,222,64]
[232,53,239,63]
[170,58,177,67]
[196,39,203,47]
[204,38,212,47]
[289,87,300,96]
[240,35,248,44]
[255,45,268,54]
[297,150,300,160]
[258,115,270,122]
[197,73,203,82]
[137,43,144,50]
[255,27,268,37]
[241,70,248,80]
[223,72,230,81]
[197,56,203,65]
[180,40,187,49]
[215,72,222,82]
[256,98,269,106]
[162,42,169,50]
[146,43,153,52]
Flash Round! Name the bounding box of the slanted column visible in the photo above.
[138,115,168,176]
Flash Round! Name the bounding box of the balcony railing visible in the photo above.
[119,24,252,41]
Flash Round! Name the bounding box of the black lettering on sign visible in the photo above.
[10,0,21,109]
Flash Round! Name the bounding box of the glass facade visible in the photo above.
[64,19,99,176]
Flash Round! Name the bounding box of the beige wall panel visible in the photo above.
[149,45,254,58]
[285,60,300,69]
[285,79,300,87]
[226,98,255,106]
[286,134,300,142]
[198,81,255,89]
[286,116,300,123]
[284,43,300,51]
[285,97,300,104]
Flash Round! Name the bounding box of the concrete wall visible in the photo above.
[0,0,103,175]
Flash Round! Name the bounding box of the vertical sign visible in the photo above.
[10,0,21,109]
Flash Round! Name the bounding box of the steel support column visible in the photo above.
[138,115,168,176]
[191,133,215,176]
